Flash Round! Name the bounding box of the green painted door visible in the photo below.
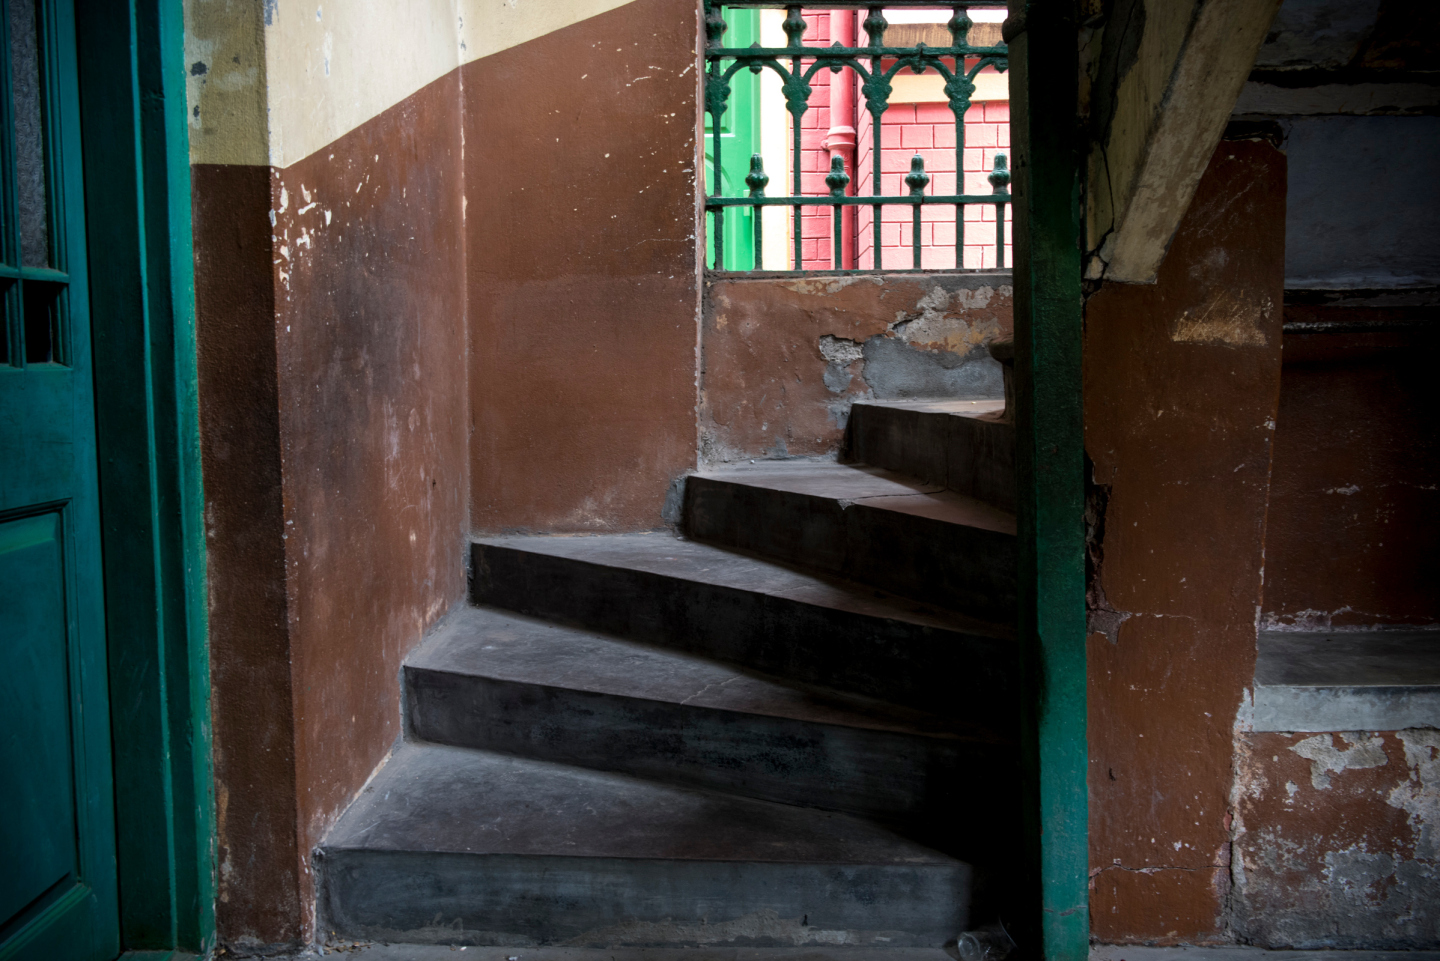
[0,1,119,959]
[705,6,759,270]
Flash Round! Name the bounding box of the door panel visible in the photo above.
[0,511,78,928]
[0,0,117,958]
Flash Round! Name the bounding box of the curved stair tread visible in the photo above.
[409,605,997,741]
[474,533,1011,640]
[324,742,964,865]
[693,461,1015,535]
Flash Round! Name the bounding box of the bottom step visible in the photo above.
[319,743,970,949]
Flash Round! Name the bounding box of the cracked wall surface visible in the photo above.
[1083,139,1285,943]
[700,274,1012,464]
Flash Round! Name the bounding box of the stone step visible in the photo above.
[469,534,1015,720]
[845,400,1015,514]
[682,462,1015,619]
[318,742,971,949]
[406,605,1009,822]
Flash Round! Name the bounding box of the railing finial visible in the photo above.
[989,154,1011,193]
[906,155,931,196]
[863,6,887,46]
[948,7,973,43]
[703,2,728,50]
[747,155,770,198]
[826,155,851,197]
[783,6,806,48]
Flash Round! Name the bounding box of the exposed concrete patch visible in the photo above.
[860,336,1001,400]
[700,274,1012,464]
[1390,730,1440,859]
[1290,733,1388,789]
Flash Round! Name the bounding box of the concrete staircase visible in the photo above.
[318,392,1018,952]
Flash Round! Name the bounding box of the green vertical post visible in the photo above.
[1005,1,1087,959]
[74,0,214,953]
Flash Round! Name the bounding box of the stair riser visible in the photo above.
[407,665,995,821]
[683,479,1016,618]
[846,406,1015,514]
[470,543,1016,717]
[320,850,969,948]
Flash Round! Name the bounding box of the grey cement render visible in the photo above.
[1283,116,1440,289]
[860,336,1003,401]
[1253,631,1440,731]
[318,743,969,948]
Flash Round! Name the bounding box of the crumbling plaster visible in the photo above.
[700,274,1012,464]
[1232,730,1440,948]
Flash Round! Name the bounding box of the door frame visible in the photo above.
[1005,1,1088,960]
[74,1,214,956]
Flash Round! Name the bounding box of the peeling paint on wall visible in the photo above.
[1290,732,1387,789]
[1232,731,1439,948]
[701,274,1012,464]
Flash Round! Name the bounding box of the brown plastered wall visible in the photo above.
[1262,315,1440,629]
[272,71,470,930]
[463,0,699,532]
[1231,730,1440,947]
[1083,140,1286,943]
[193,163,303,949]
[193,72,469,947]
[701,274,1012,463]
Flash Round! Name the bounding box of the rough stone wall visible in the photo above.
[700,273,1011,463]
[1232,730,1440,947]
[1083,138,1286,943]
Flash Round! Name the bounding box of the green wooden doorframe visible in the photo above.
[74,0,214,956]
[1005,2,1088,959]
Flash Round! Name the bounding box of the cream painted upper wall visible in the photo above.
[188,0,640,168]
[456,0,637,65]
[264,0,459,169]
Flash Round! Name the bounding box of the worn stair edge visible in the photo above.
[468,533,1016,717]
[406,606,1010,822]
[318,743,970,949]
[295,945,961,960]
[845,401,1015,514]
[682,462,1016,618]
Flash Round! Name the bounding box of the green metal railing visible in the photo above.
[704,1,1010,272]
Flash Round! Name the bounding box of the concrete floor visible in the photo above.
[291,947,956,960]
[278,944,1440,961]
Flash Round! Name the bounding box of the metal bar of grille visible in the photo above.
[704,1,1008,273]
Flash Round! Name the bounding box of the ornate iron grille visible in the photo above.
[703,2,1011,272]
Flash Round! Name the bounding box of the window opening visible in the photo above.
[1,0,67,367]
[703,2,1010,273]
